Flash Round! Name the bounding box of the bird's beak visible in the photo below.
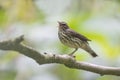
[57,21,61,25]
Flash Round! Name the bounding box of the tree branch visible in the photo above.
[0,35,120,76]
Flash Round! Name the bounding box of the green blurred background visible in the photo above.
[0,0,120,80]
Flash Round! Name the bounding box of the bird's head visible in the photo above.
[58,21,69,30]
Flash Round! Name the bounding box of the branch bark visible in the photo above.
[0,35,120,76]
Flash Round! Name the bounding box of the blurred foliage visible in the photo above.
[85,32,120,59]
[0,70,16,80]
[51,65,82,80]
[0,52,18,64]
[67,13,92,30]
[0,0,120,80]
[0,6,7,27]
[0,0,45,28]
[0,52,18,80]
[98,75,120,80]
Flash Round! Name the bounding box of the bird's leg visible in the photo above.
[69,48,78,56]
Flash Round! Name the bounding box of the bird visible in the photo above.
[58,21,98,57]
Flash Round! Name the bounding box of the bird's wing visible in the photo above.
[66,29,91,42]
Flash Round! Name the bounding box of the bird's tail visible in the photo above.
[82,45,98,57]
[88,50,98,57]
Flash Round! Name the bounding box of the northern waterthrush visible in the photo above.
[58,21,98,57]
